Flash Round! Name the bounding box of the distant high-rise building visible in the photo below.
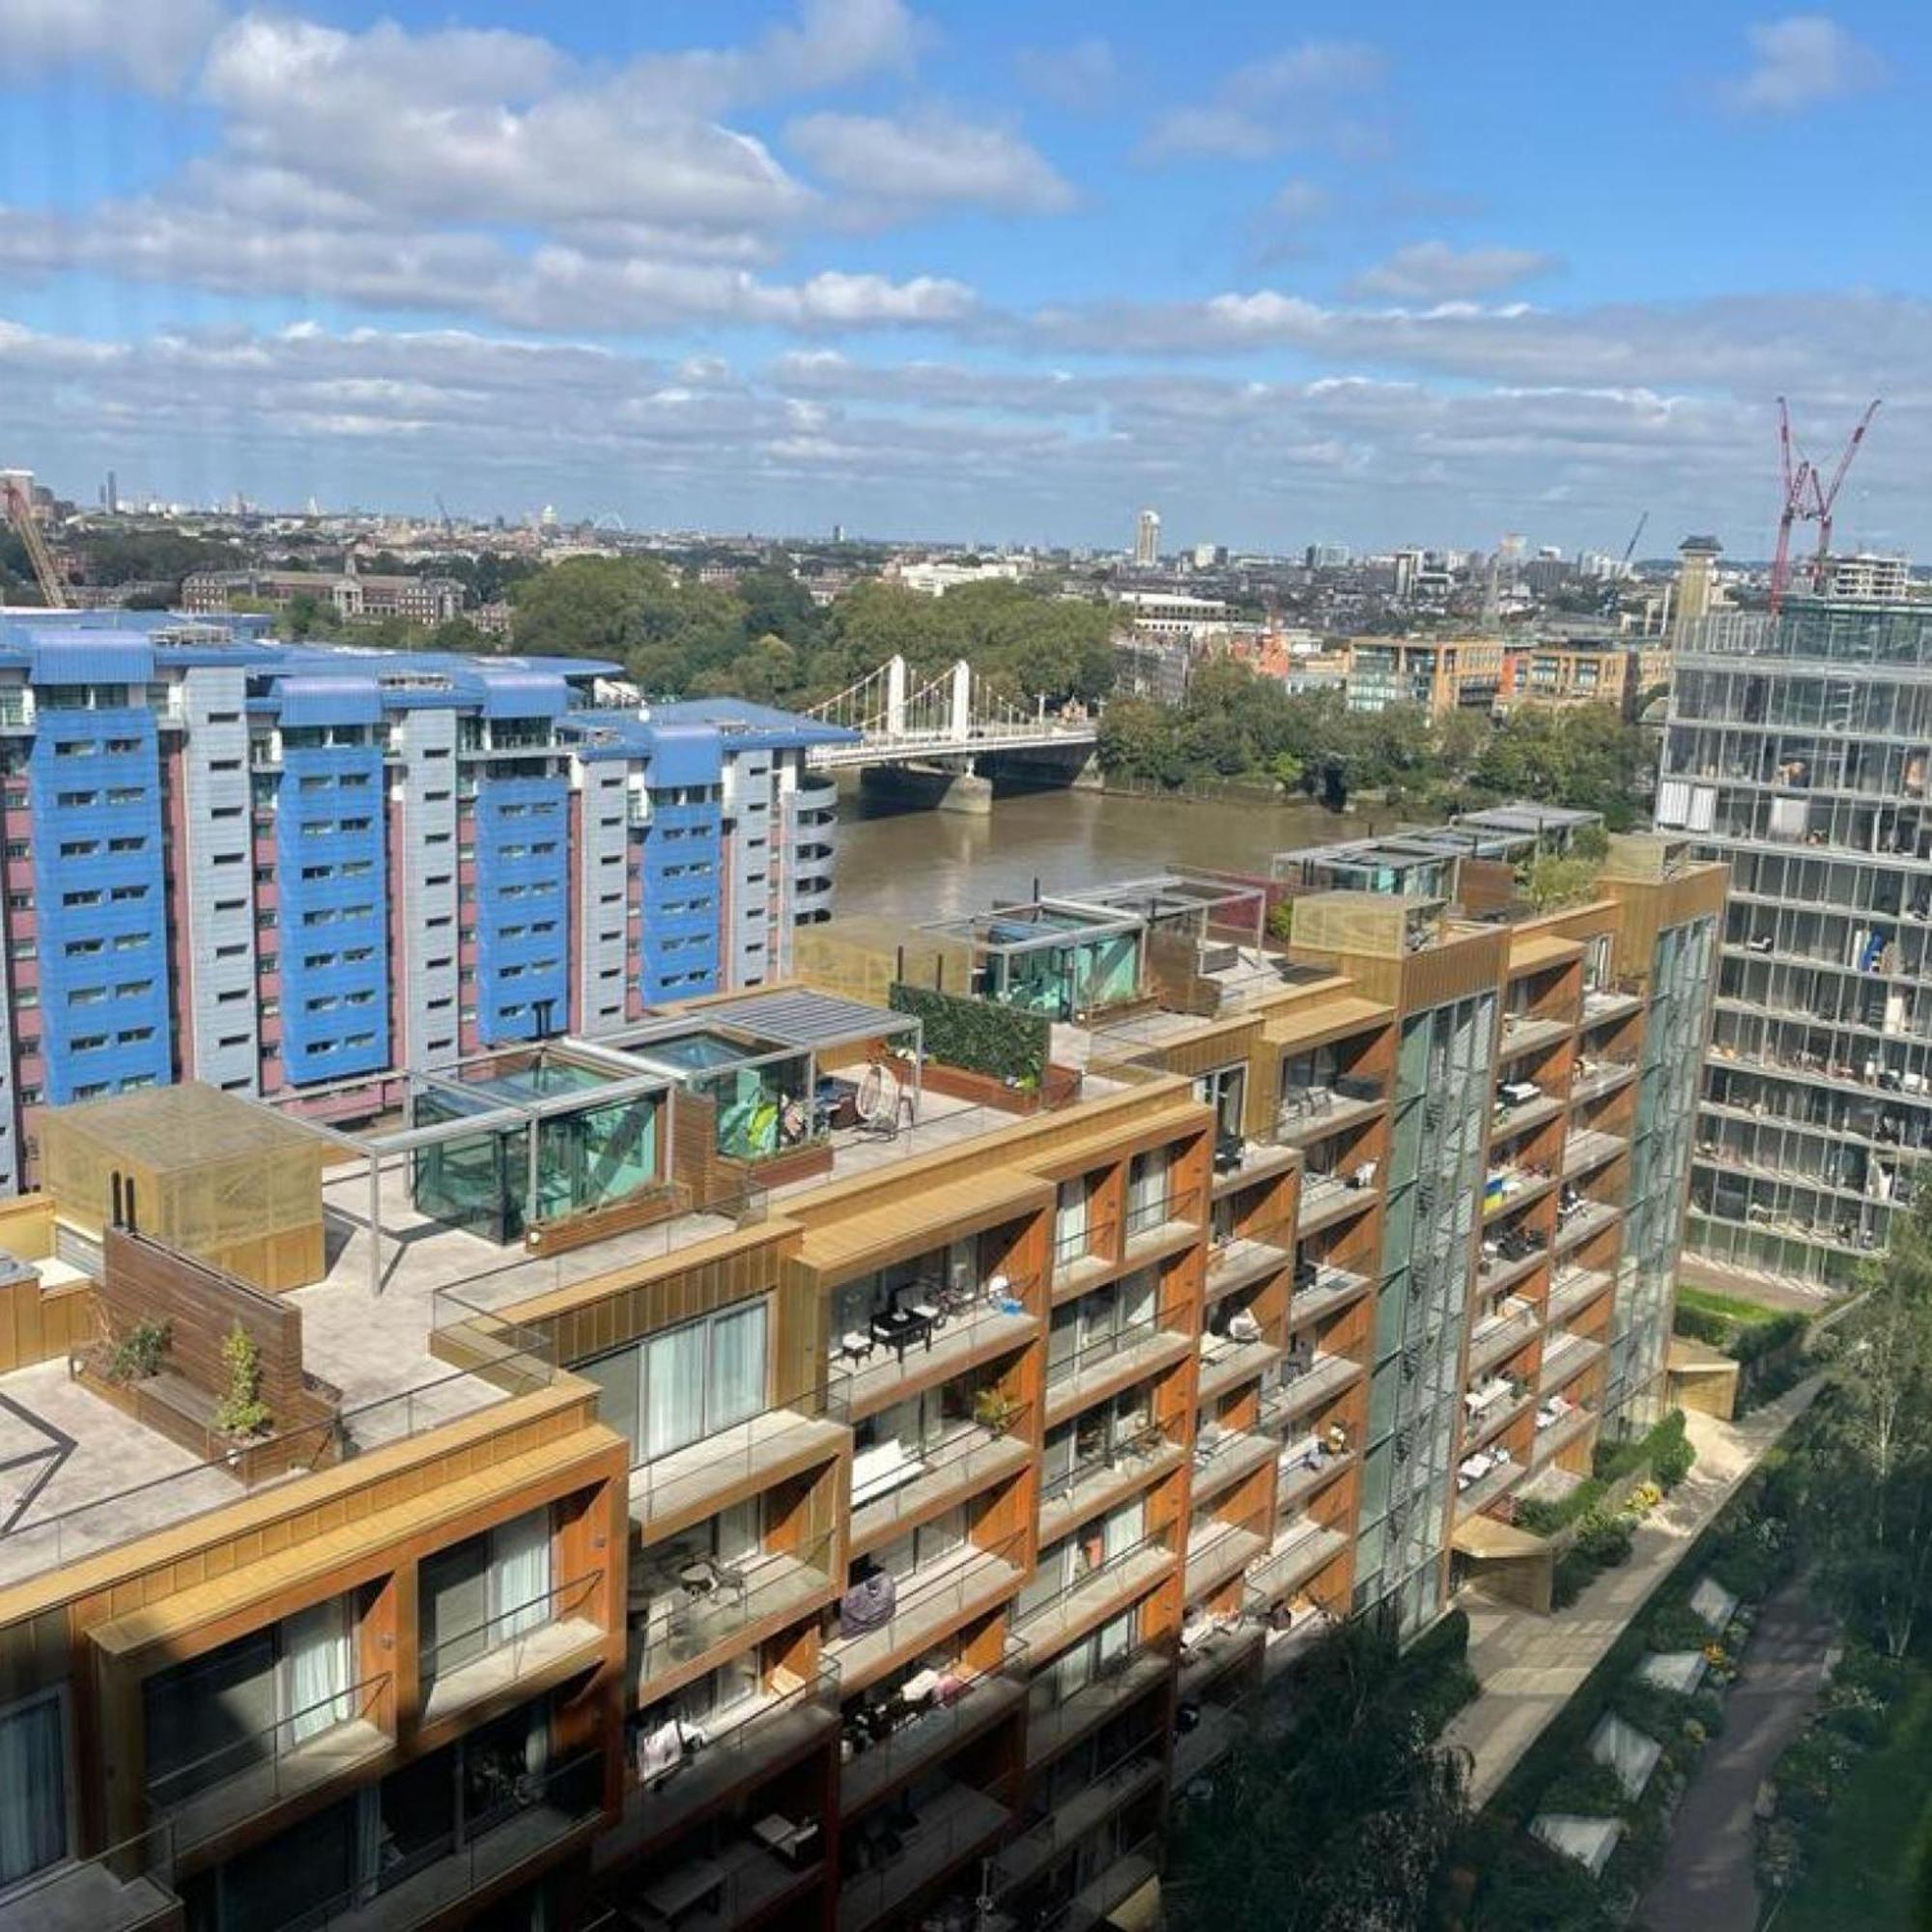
[1134,507,1161,567]
[1191,541,1227,570]
[104,470,118,516]
[1389,548,1422,601]
[1816,551,1913,602]
[1671,535,1722,639]
[1306,542,1351,570]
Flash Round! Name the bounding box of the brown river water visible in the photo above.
[830,783,1405,923]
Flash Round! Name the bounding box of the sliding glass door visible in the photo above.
[580,1295,769,1466]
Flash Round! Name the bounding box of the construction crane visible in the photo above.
[435,493,453,532]
[0,471,69,609]
[1619,510,1648,571]
[1771,398,1881,612]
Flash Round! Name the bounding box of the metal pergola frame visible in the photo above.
[268,1045,674,1295]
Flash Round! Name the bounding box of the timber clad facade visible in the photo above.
[0,820,1720,1932]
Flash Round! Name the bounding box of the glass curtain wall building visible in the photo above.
[1662,599,1932,1287]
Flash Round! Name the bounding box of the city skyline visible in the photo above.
[2,3,1929,554]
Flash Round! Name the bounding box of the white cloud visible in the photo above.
[0,198,976,335]
[1012,38,1117,111]
[0,0,220,90]
[1722,14,1887,112]
[1350,242,1557,300]
[623,0,919,116]
[787,111,1077,216]
[1270,180,1332,224]
[201,14,809,235]
[1144,41,1384,159]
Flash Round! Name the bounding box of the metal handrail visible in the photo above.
[1015,1528,1176,1630]
[148,1670,390,1817]
[422,1572,601,1693]
[1044,1307,1190,1391]
[633,1533,837,1685]
[1123,1186,1199,1237]
[848,1404,1036,1537]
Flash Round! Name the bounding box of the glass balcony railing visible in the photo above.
[0,1824,179,1932]
[840,1636,1029,1815]
[1123,1186,1200,1241]
[422,1573,603,1713]
[148,1672,391,1842]
[631,1534,835,1693]
[824,1531,1028,1690]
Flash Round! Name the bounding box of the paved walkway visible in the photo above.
[1441,1378,1822,1808]
[1642,1571,1835,1932]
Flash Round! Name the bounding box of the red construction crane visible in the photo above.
[1770,397,1881,612]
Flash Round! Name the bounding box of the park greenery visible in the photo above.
[1096,661,1648,825]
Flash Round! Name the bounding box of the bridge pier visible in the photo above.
[935,765,993,816]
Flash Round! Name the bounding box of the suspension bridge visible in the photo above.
[802,654,1097,773]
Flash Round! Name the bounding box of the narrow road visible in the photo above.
[1642,1572,1835,1932]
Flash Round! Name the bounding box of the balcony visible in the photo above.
[1273,1076,1386,1148]
[1173,1700,1246,1789]
[423,1575,605,1725]
[1275,1439,1353,1514]
[1454,1447,1525,1519]
[824,1534,1027,1694]
[1037,1428,1185,1548]
[1027,1646,1176,1772]
[630,1405,849,1540]
[1547,1264,1613,1324]
[1296,1169,1378,1235]
[994,1737,1166,1895]
[1185,1514,1269,1599]
[840,1640,1029,1817]
[1476,1231,1550,1296]
[1288,1260,1372,1327]
[312,1750,603,1931]
[626,1828,821,1932]
[1204,1232,1293,1304]
[1554,1195,1623,1254]
[1571,1058,1637,1104]
[1242,1518,1349,1611]
[1189,1423,1278,1508]
[1257,1351,1362,1431]
[1465,1296,1541,1378]
[604,1667,839,1866]
[1122,1186,1202,1259]
[1533,1399,1599,1462]
[1014,1533,1179,1661]
[1581,985,1646,1029]
[1053,1219,1123,1298]
[1462,1375,1534,1450]
[1260,1605,1334,1682]
[1484,1165,1558,1221]
[850,1409,1037,1556]
[148,1672,391,1854]
[838,1778,1012,1932]
[631,1539,836,1700]
[0,1826,178,1932]
[1210,1131,1300,1199]
[1498,1011,1574,1062]
[1564,1127,1627,1177]
[1197,1325,1283,1405]
[1492,1089,1565,1141]
[1043,1317,1193,1429]
[1538,1330,1605,1394]
[1178,1617,1260,1704]
[830,1295,1040,1426]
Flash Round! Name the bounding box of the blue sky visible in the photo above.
[1,1,1926,554]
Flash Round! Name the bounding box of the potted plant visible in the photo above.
[972,1386,1019,1435]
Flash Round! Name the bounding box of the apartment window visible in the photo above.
[0,1689,68,1890]
[1125,1148,1170,1232]
[578,1298,768,1465]
[1047,1270,1157,1383]
[1018,1497,1147,1621]
[143,1598,353,1808]
[1029,1608,1138,1721]
[1054,1178,1094,1261]
[418,1510,554,1691]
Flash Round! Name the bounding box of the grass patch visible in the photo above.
[1674,1282,1787,1328]
[1775,1666,1932,1930]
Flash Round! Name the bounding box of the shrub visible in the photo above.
[1673,1302,1733,1347]
[1541,1756,1628,1816]
[103,1318,171,1383]
[1551,1549,1594,1608]
[213,1321,272,1438]
[1651,1431,1696,1491]
[1646,1602,1717,1653]
[1575,1507,1635,1568]
[887,982,1049,1087]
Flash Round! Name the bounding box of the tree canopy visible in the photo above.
[508,560,1113,709]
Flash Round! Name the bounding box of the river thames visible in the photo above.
[829,783,1405,923]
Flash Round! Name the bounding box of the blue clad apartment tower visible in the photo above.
[0,610,853,1192]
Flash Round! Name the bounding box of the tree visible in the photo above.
[1810,1197,1932,1657]
[1474,704,1646,828]
[1520,850,1605,912]
[1167,1617,1468,1932]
